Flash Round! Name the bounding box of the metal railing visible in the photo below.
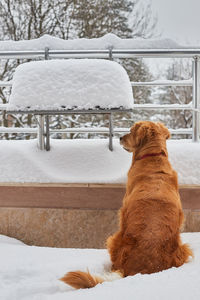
[0,47,199,146]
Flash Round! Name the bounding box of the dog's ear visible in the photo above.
[130,122,148,147]
[157,122,170,140]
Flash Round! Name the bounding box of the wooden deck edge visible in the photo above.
[0,183,200,210]
[0,182,199,188]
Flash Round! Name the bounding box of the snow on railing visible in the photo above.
[0,34,194,51]
[0,34,199,144]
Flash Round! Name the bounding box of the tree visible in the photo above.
[158,59,193,138]
[72,0,133,38]
[0,0,157,139]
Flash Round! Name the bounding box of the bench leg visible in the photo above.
[109,113,113,151]
[37,115,45,150]
[45,115,50,151]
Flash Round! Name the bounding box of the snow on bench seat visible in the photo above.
[8,59,134,111]
[0,233,200,300]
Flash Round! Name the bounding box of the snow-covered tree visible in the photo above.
[161,59,192,130]
[148,59,193,139]
[0,0,157,139]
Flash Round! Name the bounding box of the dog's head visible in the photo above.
[120,121,170,153]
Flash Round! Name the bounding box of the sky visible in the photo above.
[150,0,200,45]
[142,0,200,77]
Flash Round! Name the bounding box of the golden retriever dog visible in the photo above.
[61,121,193,289]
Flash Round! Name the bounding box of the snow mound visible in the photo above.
[0,33,184,51]
[0,233,199,300]
[8,59,133,111]
[0,139,199,184]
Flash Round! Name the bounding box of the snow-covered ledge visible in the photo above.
[0,139,199,185]
[0,140,199,216]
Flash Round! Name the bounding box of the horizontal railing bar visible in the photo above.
[0,127,37,133]
[0,126,192,135]
[50,127,192,135]
[133,104,192,110]
[169,129,192,134]
[111,49,200,58]
[0,80,193,88]
[0,50,45,59]
[0,49,200,59]
[51,127,111,133]
[0,81,12,87]
[0,104,8,110]
[131,80,193,87]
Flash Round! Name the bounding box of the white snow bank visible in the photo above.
[8,59,133,111]
[0,33,186,51]
[0,233,199,300]
[0,235,25,246]
[0,139,199,184]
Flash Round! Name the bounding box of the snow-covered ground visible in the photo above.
[0,233,199,300]
[0,138,199,184]
[8,59,133,111]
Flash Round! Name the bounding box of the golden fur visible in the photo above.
[60,270,103,289]
[61,121,193,288]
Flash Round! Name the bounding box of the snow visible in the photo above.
[0,34,186,51]
[0,235,25,246]
[0,138,199,184]
[8,59,133,111]
[0,233,200,300]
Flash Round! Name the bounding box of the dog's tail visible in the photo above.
[60,270,122,289]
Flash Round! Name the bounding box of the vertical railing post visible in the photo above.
[45,115,50,151]
[44,47,49,60]
[44,47,50,150]
[38,115,45,150]
[109,113,113,151]
[108,47,114,150]
[192,56,200,142]
[108,46,113,61]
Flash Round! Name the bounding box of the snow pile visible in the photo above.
[0,233,199,300]
[8,59,133,111]
[0,33,184,51]
[0,139,199,184]
[0,235,25,246]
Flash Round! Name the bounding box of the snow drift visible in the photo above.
[0,139,199,184]
[0,233,199,300]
